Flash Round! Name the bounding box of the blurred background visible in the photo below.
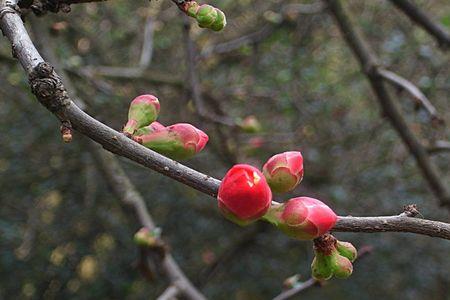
[0,0,449,299]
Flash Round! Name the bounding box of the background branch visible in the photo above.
[388,0,450,49]
[325,0,450,208]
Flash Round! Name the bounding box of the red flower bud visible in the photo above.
[123,95,160,135]
[263,151,304,193]
[218,164,272,226]
[138,123,208,160]
[277,197,337,240]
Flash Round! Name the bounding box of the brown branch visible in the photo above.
[1,0,450,244]
[388,0,450,49]
[325,0,450,208]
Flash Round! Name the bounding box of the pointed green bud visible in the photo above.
[196,4,218,28]
[210,8,226,31]
[333,255,353,279]
[123,95,160,135]
[336,241,357,262]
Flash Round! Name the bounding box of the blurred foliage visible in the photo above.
[0,0,449,299]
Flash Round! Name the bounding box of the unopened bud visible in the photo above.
[196,4,218,28]
[123,94,160,135]
[210,8,226,31]
[139,123,208,160]
[217,164,272,226]
[336,241,357,262]
[263,151,303,193]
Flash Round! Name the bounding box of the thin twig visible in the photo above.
[157,285,179,300]
[183,20,236,126]
[378,68,441,122]
[139,16,155,69]
[388,0,450,49]
[428,140,450,154]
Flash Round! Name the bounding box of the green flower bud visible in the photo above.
[133,227,161,248]
[311,252,335,280]
[186,1,199,18]
[336,241,358,262]
[196,4,218,28]
[210,8,226,31]
[310,234,355,280]
[333,255,353,279]
[123,95,160,135]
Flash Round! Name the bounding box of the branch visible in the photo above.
[334,214,450,239]
[157,285,179,300]
[1,0,449,244]
[183,20,236,127]
[388,0,450,49]
[377,68,441,123]
[428,140,450,154]
[325,0,450,208]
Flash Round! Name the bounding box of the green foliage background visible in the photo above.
[0,0,449,299]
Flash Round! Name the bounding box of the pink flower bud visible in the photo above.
[138,123,208,160]
[123,95,160,135]
[263,151,304,193]
[218,164,272,226]
[277,197,337,240]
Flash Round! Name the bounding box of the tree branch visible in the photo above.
[183,20,236,127]
[377,68,441,122]
[428,140,450,154]
[388,0,450,49]
[1,0,449,244]
[325,0,450,208]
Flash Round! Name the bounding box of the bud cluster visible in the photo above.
[185,2,227,31]
[123,94,208,160]
[217,151,335,236]
[311,234,357,280]
[216,150,356,279]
